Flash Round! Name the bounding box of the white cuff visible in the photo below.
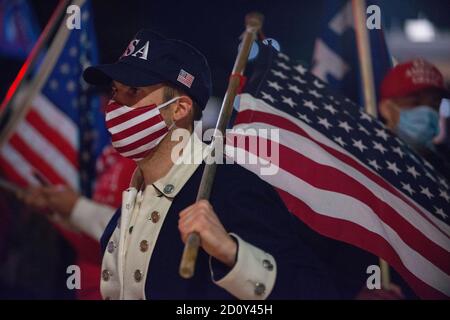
[210,233,277,300]
[70,197,116,241]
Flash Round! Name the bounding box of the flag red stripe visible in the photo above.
[9,134,67,186]
[235,109,448,237]
[277,188,448,299]
[0,157,29,187]
[229,134,450,272]
[26,110,79,168]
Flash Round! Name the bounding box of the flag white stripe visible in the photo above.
[16,121,78,189]
[239,94,352,156]
[231,122,450,249]
[0,143,39,186]
[226,146,450,296]
[31,94,78,150]
[237,93,450,237]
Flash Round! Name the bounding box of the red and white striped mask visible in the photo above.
[105,97,179,161]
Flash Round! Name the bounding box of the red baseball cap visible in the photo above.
[380,59,450,100]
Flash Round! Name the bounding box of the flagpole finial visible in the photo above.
[245,12,264,33]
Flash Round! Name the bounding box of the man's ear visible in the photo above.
[173,95,193,122]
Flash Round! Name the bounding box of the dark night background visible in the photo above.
[1,0,450,101]
[0,0,449,300]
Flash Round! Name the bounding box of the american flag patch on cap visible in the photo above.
[177,69,195,88]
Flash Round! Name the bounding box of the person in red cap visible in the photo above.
[379,59,450,180]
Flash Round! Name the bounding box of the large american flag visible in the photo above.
[0,0,108,195]
[227,43,450,299]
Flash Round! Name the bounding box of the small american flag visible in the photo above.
[0,0,108,196]
[177,69,195,88]
[227,43,450,299]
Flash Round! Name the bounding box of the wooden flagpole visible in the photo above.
[0,0,82,149]
[352,0,391,290]
[179,12,264,279]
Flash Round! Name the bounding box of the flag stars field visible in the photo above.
[313,79,325,89]
[368,160,381,171]
[49,79,59,90]
[338,121,352,133]
[373,141,387,154]
[281,96,296,108]
[386,161,401,175]
[308,89,322,99]
[420,186,434,199]
[407,165,421,179]
[293,64,307,75]
[323,104,338,114]
[272,69,288,80]
[425,170,437,183]
[438,177,449,190]
[360,112,373,122]
[276,61,291,71]
[293,75,307,84]
[261,91,276,103]
[392,146,405,158]
[333,136,346,147]
[352,139,367,153]
[439,189,450,202]
[303,100,319,111]
[267,80,283,91]
[357,124,370,135]
[434,208,448,220]
[288,84,302,94]
[401,182,415,196]
[297,113,312,124]
[277,52,289,61]
[318,117,332,130]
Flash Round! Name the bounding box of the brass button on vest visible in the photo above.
[150,211,160,223]
[134,270,143,282]
[140,240,149,252]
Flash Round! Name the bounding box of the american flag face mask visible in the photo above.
[105,97,180,161]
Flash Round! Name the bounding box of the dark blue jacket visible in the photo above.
[100,163,339,299]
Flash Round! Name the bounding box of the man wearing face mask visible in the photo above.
[82,30,338,300]
[379,59,450,181]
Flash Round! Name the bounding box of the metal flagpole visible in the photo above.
[352,0,391,290]
[179,12,264,279]
[0,0,85,149]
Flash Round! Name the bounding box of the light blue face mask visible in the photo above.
[396,106,440,151]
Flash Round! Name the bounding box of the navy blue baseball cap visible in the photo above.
[83,29,212,109]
